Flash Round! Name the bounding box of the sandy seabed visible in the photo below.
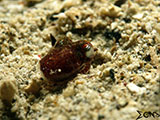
[0,0,160,120]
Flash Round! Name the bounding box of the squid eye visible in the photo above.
[82,43,91,51]
[82,43,94,58]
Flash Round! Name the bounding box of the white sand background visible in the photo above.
[0,0,159,120]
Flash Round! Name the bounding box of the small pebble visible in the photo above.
[0,78,17,105]
[127,83,146,95]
